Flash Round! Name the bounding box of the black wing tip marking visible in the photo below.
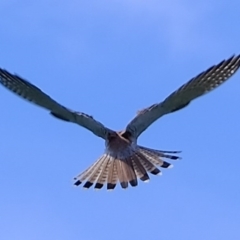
[194,54,240,80]
[0,68,36,87]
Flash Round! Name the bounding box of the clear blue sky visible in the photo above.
[1,1,240,240]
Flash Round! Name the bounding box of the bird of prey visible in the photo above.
[0,55,240,190]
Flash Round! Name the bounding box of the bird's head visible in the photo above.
[107,131,118,141]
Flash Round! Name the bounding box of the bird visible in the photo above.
[0,55,240,190]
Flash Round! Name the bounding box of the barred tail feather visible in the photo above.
[131,154,149,182]
[125,158,138,187]
[73,155,105,186]
[139,146,181,160]
[116,160,128,189]
[107,158,118,190]
[140,148,172,168]
[73,145,180,190]
[94,156,111,189]
[136,152,161,175]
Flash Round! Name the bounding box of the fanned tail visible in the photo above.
[74,146,180,190]
[138,146,181,168]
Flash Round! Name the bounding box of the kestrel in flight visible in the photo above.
[0,55,240,190]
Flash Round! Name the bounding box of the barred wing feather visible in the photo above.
[0,69,112,139]
[126,55,240,138]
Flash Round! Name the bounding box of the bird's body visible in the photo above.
[0,55,240,190]
[74,131,178,189]
[106,132,134,156]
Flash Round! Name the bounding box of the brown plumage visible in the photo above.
[0,55,240,190]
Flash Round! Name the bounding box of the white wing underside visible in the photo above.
[0,70,113,139]
[126,55,240,138]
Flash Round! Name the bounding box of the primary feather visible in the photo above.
[0,69,112,139]
[126,55,240,137]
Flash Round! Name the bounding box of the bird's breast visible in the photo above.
[105,136,137,159]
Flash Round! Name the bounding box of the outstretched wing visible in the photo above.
[0,69,113,139]
[126,55,240,138]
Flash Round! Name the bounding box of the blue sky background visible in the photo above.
[0,1,240,240]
